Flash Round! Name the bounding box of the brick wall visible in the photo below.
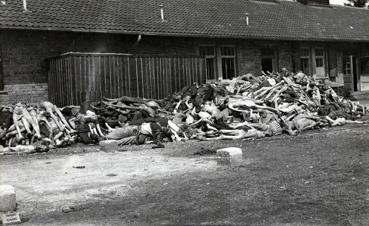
[0,83,48,105]
[0,30,135,105]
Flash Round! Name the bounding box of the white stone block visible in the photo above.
[217,147,243,167]
[0,185,16,212]
[216,147,243,157]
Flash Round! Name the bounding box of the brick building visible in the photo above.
[1,0,369,105]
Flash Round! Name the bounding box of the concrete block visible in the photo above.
[216,147,243,157]
[217,147,243,167]
[99,140,119,152]
[0,185,16,212]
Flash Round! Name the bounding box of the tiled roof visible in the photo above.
[1,0,369,41]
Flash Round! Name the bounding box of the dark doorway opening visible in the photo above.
[261,48,275,73]
[261,58,273,73]
[222,58,235,79]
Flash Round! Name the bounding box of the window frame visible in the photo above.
[219,45,236,79]
[199,45,237,80]
[299,47,311,75]
[344,56,353,75]
[299,47,327,77]
[0,46,3,91]
[261,48,277,73]
[313,47,326,77]
[199,45,217,80]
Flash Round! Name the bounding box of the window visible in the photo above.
[316,58,324,67]
[300,48,311,74]
[220,46,236,79]
[199,46,217,80]
[313,48,325,77]
[0,49,3,91]
[299,47,326,77]
[344,56,352,75]
[199,46,237,80]
[261,48,275,73]
[360,57,369,75]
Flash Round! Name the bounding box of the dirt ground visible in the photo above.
[0,124,369,226]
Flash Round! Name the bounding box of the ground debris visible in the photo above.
[193,147,216,156]
[72,165,86,169]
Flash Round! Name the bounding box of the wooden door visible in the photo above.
[313,48,326,77]
[359,57,369,91]
[343,55,358,91]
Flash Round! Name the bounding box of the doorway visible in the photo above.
[343,55,359,92]
[359,57,369,91]
[313,48,326,77]
[261,58,273,73]
[261,48,275,73]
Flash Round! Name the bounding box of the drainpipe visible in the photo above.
[160,4,165,22]
[22,0,29,12]
[129,34,142,52]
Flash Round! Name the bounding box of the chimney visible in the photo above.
[245,13,249,26]
[297,0,330,6]
[159,4,165,22]
[22,0,29,11]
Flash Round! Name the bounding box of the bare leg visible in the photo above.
[54,106,73,131]
[345,119,363,124]
[21,116,33,135]
[29,109,42,138]
[105,123,115,132]
[12,114,24,139]
[68,118,77,129]
[197,135,224,141]
[53,131,64,141]
[221,129,263,140]
[96,124,104,137]
[6,127,25,138]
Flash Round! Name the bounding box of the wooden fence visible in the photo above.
[48,53,206,107]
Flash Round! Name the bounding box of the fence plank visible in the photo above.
[59,58,63,106]
[48,54,205,105]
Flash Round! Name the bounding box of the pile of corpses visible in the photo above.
[0,70,367,154]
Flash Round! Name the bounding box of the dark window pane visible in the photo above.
[315,48,324,57]
[300,58,310,74]
[300,48,310,57]
[0,52,3,90]
[200,46,215,56]
[221,47,235,56]
[222,58,235,79]
[206,58,216,79]
[344,57,352,74]
[261,48,274,57]
[316,58,324,67]
[360,57,369,74]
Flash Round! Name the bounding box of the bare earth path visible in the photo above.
[1,125,369,226]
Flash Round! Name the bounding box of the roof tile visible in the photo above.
[0,0,369,41]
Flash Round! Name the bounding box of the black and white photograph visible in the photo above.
[0,0,369,225]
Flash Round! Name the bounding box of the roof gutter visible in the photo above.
[2,27,369,43]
